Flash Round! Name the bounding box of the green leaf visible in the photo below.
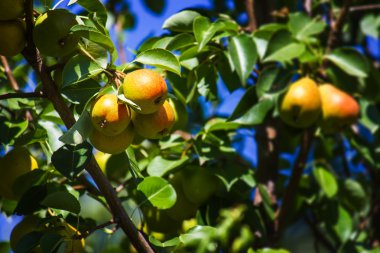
[359,100,380,134]
[137,177,177,209]
[40,233,64,253]
[231,96,275,126]
[228,34,257,85]
[149,236,180,248]
[41,191,81,214]
[256,66,293,97]
[179,226,217,244]
[258,184,275,220]
[72,25,117,64]
[61,78,101,105]
[313,166,338,198]
[62,54,104,87]
[51,142,92,179]
[134,48,181,75]
[193,16,226,51]
[59,110,93,145]
[288,13,326,41]
[73,0,107,27]
[325,48,370,78]
[162,10,201,32]
[333,206,352,242]
[204,118,240,132]
[341,179,367,213]
[166,33,195,51]
[264,30,305,64]
[147,156,189,177]
[360,14,380,38]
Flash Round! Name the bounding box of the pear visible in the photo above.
[0,0,24,21]
[0,20,25,56]
[279,77,322,128]
[318,84,359,133]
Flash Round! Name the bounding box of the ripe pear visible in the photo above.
[279,77,322,128]
[91,94,131,136]
[168,98,188,131]
[181,166,219,206]
[33,9,79,57]
[123,69,168,114]
[0,20,25,56]
[0,147,38,200]
[132,100,175,139]
[89,125,135,154]
[318,84,360,133]
[94,151,129,181]
[0,0,24,21]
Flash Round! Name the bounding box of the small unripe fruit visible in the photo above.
[319,84,360,133]
[0,20,25,56]
[123,69,168,114]
[33,9,79,57]
[279,78,322,128]
[0,147,38,200]
[132,100,175,139]
[0,0,24,21]
[89,126,135,154]
[91,94,131,136]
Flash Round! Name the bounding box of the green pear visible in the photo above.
[0,20,25,56]
[0,0,24,21]
[319,84,360,133]
[33,9,79,57]
[279,77,322,128]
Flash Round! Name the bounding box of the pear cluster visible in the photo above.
[0,0,26,56]
[279,77,360,133]
[89,69,179,154]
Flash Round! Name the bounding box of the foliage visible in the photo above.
[1,0,380,252]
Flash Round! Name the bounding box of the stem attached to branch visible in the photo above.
[276,129,314,233]
[22,1,154,252]
[0,91,45,100]
[325,0,352,54]
[243,0,257,32]
[0,56,20,90]
[350,4,380,12]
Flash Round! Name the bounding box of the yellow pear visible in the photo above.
[0,20,25,56]
[89,125,135,154]
[319,84,360,133]
[90,94,131,136]
[123,69,168,114]
[0,147,38,200]
[0,0,24,21]
[279,77,322,128]
[132,100,175,139]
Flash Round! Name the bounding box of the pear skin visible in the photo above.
[318,84,359,133]
[132,100,175,139]
[279,78,322,128]
[123,69,168,114]
[90,126,135,154]
[0,20,25,56]
[0,0,24,21]
[91,94,131,136]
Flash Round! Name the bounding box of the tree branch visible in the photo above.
[243,0,257,32]
[0,56,20,91]
[325,0,352,54]
[22,1,154,252]
[75,220,117,239]
[350,4,380,12]
[276,129,314,233]
[304,0,313,16]
[0,91,45,100]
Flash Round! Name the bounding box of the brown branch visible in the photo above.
[304,0,313,16]
[276,129,314,233]
[325,0,352,54]
[243,0,257,32]
[0,56,20,91]
[22,1,154,252]
[0,91,45,100]
[350,4,380,12]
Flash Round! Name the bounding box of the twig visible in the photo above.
[0,91,45,100]
[75,220,116,239]
[243,0,257,32]
[325,0,352,54]
[276,129,314,233]
[0,56,20,91]
[304,0,313,16]
[22,1,154,252]
[350,4,380,12]
[304,215,336,253]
